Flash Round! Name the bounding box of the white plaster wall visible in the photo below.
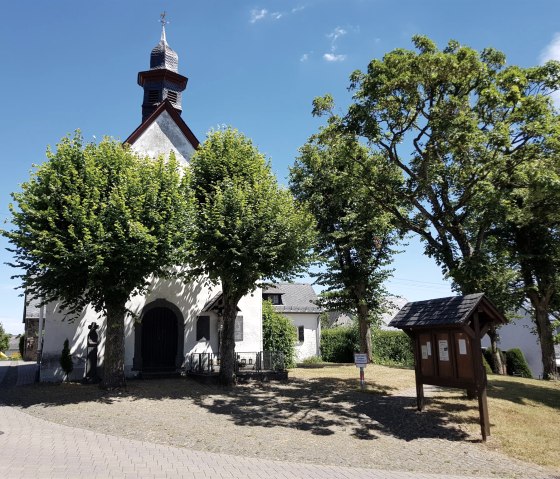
[284,312,320,361]
[235,288,263,353]
[493,313,543,378]
[130,110,196,165]
[40,279,263,381]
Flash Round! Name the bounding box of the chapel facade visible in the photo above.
[27,23,263,381]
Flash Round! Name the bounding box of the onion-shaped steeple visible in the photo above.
[137,14,188,122]
[150,25,179,72]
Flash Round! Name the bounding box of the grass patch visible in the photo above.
[294,364,560,469]
[292,364,415,393]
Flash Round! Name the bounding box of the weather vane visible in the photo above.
[160,11,169,27]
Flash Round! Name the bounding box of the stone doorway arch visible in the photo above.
[133,299,184,372]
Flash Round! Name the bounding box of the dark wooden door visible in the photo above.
[141,307,178,371]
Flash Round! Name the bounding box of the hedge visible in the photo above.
[505,348,533,378]
[483,347,506,374]
[372,330,414,367]
[320,327,358,363]
[320,327,414,367]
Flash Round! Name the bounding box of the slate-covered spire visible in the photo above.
[138,13,188,122]
[150,24,179,72]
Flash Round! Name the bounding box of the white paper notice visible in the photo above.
[458,338,467,355]
[438,340,449,361]
[426,341,432,356]
[421,345,428,359]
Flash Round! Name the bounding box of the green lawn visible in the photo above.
[292,364,560,469]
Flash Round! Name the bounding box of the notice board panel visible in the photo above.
[455,331,474,380]
[419,333,434,376]
[436,332,453,377]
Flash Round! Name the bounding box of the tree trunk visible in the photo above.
[101,301,127,389]
[357,304,372,361]
[533,301,558,380]
[487,327,505,375]
[219,285,242,387]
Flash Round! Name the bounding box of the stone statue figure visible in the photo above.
[85,322,99,382]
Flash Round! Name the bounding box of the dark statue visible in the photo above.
[85,322,99,382]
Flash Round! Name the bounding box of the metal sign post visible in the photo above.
[354,353,368,390]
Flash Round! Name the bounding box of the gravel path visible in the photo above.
[0,372,557,479]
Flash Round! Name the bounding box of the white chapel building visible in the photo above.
[29,25,263,381]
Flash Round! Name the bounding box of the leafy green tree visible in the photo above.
[4,133,192,388]
[188,127,315,386]
[290,120,402,361]
[262,300,297,368]
[60,338,73,381]
[493,151,560,379]
[334,36,560,372]
[0,323,9,353]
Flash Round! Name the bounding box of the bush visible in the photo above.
[301,355,323,365]
[481,353,493,375]
[0,322,9,353]
[19,335,25,357]
[262,301,297,368]
[320,327,358,363]
[505,348,533,378]
[60,338,73,381]
[483,347,506,374]
[372,330,414,367]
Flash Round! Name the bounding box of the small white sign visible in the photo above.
[354,353,368,367]
[438,340,449,361]
[458,338,467,355]
[421,345,428,360]
[426,341,432,356]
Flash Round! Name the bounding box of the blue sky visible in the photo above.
[1,0,559,334]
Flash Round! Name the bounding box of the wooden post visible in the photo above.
[413,335,424,411]
[477,385,490,441]
[472,311,489,441]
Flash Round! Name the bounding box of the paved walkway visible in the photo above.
[0,363,557,479]
[0,404,497,479]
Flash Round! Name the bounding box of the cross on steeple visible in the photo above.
[160,12,169,42]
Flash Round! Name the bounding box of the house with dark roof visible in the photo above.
[262,283,322,361]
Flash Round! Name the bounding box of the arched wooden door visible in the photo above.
[141,307,178,372]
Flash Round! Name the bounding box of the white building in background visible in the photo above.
[262,283,322,361]
[25,24,263,382]
[483,309,560,379]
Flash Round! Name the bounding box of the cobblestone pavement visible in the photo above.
[0,404,503,479]
[1,364,558,479]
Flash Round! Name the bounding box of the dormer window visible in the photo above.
[263,293,282,305]
[167,91,178,104]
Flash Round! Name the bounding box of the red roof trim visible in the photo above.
[125,100,200,149]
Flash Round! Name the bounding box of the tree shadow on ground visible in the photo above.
[0,375,475,442]
[189,377,473,442]
[487,378,560,410]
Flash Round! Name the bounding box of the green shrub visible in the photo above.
[59,338,73,381]
[19,335,25,357]
[481,353,493,375]
[301,355,323,365]
[0,322,9,353]
[372,330,414,367]
[483,347,506,374]
[262,301,297,368]
[505,348,533,378]
[320,327,358,362]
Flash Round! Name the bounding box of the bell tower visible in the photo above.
[137,13,188,122]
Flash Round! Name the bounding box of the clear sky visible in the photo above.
[1,0,559,334]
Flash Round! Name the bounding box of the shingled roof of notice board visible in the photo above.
[388,293,504,329]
